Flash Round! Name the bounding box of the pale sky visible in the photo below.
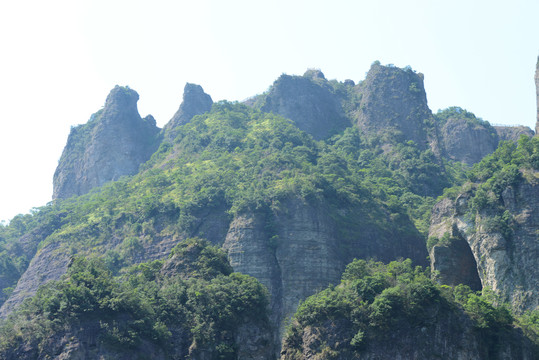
[0,0,538,222]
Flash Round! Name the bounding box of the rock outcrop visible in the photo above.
[163,83,213,141]
[354,63,441,154]
[429,174,539,313]
[52,86,161,199]
[256,70,351,140]
[495,125,535,142]
[440,115,499,165]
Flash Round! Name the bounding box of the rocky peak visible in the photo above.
[355,63,441,153]
[52,86,160,199]
[163,83,213,141]
[257,70,350,140]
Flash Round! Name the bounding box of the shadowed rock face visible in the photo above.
[53,86,160,199]
[355,63,441,154]
[257,70,350,140]
[429,176,539,313]
[163,83,213,141]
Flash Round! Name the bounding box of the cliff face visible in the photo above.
[224,198,428,341]
[354,63,441,154]
[429,174,539,312]
[52,86,161,199]
[441,116,499,165]
[163,83,213,141]
[257,70,351,140]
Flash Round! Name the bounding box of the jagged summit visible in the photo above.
[52,85,160,199]
[355,63,439,153]
[163,83,213,141]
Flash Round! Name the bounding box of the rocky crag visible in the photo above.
[429,171,539,313]
[354,63,442,154]
[53,86,161,199]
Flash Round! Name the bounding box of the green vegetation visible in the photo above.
[283,259,537,359]
[0,239,269,359]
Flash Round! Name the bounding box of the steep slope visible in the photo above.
[429,137,539,313]
[163,83,213,141]
[254,69,351,140]
[281,259,538,360]
[52,86,161,199]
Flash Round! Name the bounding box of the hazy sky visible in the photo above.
[0,0,538,222]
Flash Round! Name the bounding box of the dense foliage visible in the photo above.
[282,259,537,359]
[0,238,270,359]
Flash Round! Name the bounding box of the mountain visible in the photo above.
[1,61,538,359]
[52,86,161,199]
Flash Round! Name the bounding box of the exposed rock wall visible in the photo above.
[224,198,428,342]
[354,63,441,154]
[53,86,161,199]
[429,175,539,312]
